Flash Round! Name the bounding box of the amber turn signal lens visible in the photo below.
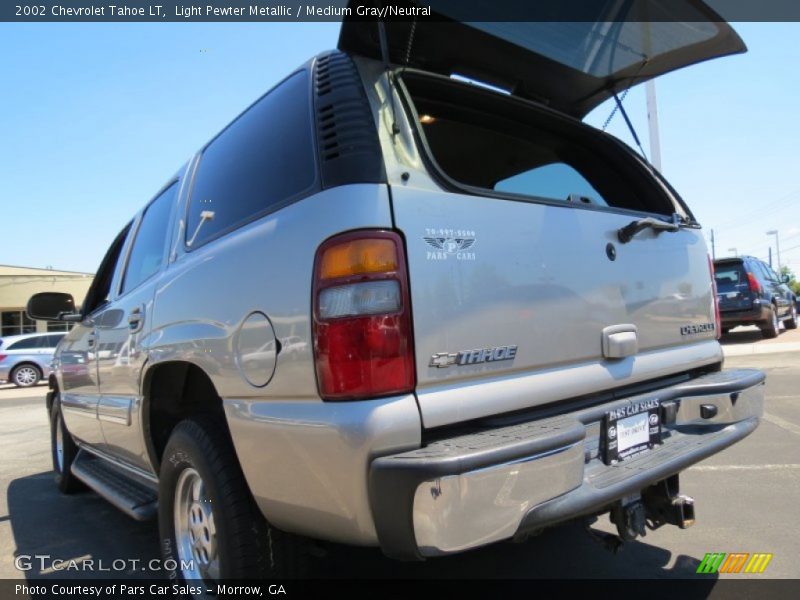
[319,238,398,279]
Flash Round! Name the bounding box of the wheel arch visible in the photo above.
[142,360,235,474]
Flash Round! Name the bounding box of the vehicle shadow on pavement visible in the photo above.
[7,472,161,579]
[720,330,767,345]
[312,520,716,580]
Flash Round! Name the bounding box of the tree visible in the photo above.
[780,265,800,295]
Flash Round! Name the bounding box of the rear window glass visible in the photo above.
[496,163,608,206]
[186,70,316,248]
[465,20,717,78]
[404,74,676,216]
[714,264,744,292]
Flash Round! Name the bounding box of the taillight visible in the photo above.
[312,230,415,400]
[708,256,721,340]
[746,272,762,295]
[0,354,6,362]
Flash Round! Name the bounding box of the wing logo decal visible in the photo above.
[423,229,477,261]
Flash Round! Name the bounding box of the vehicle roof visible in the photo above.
[714,255,760,263]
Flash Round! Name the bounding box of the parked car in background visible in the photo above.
[0,332,66,387]
[714,256,797,338]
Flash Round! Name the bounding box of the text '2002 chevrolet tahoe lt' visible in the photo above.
[28,1,765,584]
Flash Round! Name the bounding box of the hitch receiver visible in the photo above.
[643,475,696,530]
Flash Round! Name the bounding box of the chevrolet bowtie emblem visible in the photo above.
[429,353,458,368]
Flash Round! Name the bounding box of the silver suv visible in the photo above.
[28,7,765,582]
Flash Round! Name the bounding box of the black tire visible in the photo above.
[11,363,42,387]
[158,416,306,583]
[785,303,798,330]
[760,306,780,339]
[50,396,84,494]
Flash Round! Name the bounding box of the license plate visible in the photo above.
[603,399,661,464]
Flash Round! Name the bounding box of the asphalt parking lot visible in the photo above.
[720,323,800,356]
[1,346,798,582]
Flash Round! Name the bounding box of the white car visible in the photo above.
[0,332,65,387]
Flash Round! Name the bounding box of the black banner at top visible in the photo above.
[4,0,800,23]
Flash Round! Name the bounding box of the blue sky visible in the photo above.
[1,22,798,274]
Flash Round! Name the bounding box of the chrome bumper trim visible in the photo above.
[369,368,764,559]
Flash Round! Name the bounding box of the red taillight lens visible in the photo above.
[746,272,762,295]
[313,230,415,400]
[0,354,6,362]
[708,256,721,339]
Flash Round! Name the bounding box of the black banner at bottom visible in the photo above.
[2,579,800,600]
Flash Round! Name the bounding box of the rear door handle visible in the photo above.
[87,333,96,347]
[128,305,145,333]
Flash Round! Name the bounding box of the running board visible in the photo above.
[71,451,158,521]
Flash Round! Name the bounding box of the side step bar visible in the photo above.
[71,451,158,521]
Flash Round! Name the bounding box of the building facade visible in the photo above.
[0,265,93,337]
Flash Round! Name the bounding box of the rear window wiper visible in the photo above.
[617,213,686,244]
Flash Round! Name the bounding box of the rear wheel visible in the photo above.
[785,303,798,330]
[50,396,83,493]
[760,306,780,339]
[158,416,305,585]
[11,363,41,387]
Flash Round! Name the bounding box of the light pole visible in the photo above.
[766,230,781,274]
[728,247,737,257]
[646,80,662,172]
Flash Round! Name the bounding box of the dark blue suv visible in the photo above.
[714,256,798,338]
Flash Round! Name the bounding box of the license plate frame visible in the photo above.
[602,399,661,465]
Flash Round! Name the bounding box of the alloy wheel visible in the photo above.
[13,366,39,387]
[173,467,219,582]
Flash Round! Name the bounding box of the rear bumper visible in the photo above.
[369,368,764,559]
[720,302,770,327]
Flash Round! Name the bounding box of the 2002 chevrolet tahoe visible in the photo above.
[28,1,765,583]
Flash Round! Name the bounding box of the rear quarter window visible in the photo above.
[186,70,317,248]
[7,337,44,351]
[45,334,65,348]
[121,184,177,294]
[752,261,773,283]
